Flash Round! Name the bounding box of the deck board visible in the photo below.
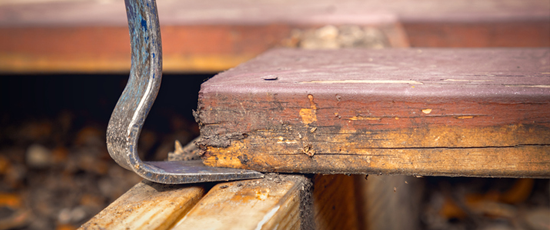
[196,48,550,178]
[1,0,548,73]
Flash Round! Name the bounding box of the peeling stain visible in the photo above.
[299,94,318,124]
[422,109,432,114]
[299,109,317,124]
[307,94,317,110]
[457,116,474,119]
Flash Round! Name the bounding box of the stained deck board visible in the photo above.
[196,48,550,178]
[1,0,548,73]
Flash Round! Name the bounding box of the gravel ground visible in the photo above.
[0,74,206,230]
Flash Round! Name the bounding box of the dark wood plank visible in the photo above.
[403,21,550,48]
[0,25,290,73]
[1,0,547,73]
[196,48,550,178]
[0,0,405,73]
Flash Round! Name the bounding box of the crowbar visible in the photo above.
[106,0,263,184]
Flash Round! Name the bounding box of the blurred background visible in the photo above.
[0,0,549,229]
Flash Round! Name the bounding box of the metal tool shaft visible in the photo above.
[106,0,263,184]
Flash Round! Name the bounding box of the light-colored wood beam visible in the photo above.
[79,181,204,230]
[172,175,311,230]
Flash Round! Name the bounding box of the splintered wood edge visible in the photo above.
[172,175,312,230]
[204,144,550,178]
[79,181,204,230]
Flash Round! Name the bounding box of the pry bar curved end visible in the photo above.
[106,0,263,184]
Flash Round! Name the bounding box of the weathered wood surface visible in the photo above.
[79,181,204,230]
[1,0,548,73]
[172,175,312,230]
[196,48,550,178]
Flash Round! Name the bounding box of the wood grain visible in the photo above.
[172,175,312,230]
[197,48,550,178]
[79,181,204,230]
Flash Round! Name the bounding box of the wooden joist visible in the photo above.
[172,175,311,229]
[79,181,204,230]
[196,48,550,178]
[81,175,361,229]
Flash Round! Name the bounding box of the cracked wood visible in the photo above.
[196,48,550,178]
